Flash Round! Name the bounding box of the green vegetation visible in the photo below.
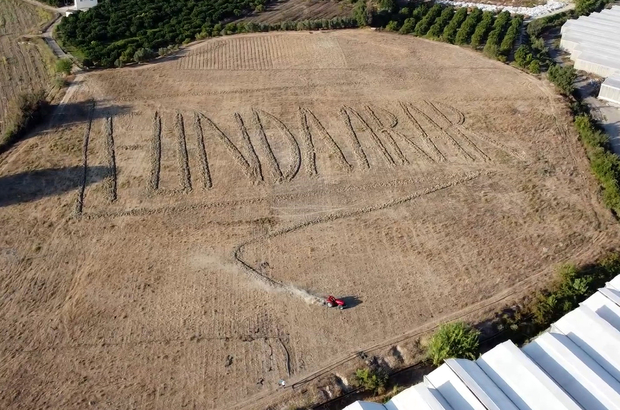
[526,12,569,38]
[57,0,273,67]
[573,113,620,215]
[426,6,454,39]
[547,64,576,95]
[375,3,521,63]
[455,8,482,45]
[575,0,615,16]
[38,0,72,6]
[354,367,389,396]
[499,15,522,58]
[470,11,494,48]
[528,59,540,73]
[54,58,72,75]
[0,90,48,153]
[498,253,620,344]
[414,4,443,37]
[483,11,511,59]
[442,7,468,44]
[427,322,480,366]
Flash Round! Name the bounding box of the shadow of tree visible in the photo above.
[0,166,109,207]
[49,100,132,131]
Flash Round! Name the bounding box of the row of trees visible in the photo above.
[109,17,357,67]
[56,0,272,68]
[379,3,523,62]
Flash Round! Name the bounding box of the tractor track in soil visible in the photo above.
[233,171,483,301]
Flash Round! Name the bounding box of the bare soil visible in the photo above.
[0,0,55,136]
[1,30,618,410]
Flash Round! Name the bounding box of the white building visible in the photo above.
[65,0,98,16]
[559,5,620,106]
[344,274,620,410]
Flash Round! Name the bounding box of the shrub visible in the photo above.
[385,20,400,31]
[399,17,416,34]
[534,256,620,325]
[572,113,620,215]
[382,385,405,403]
[589,148,620,213]
[498,253,620,345]
[514,45,532,67]
[354,367,389,395]
[575,0,614,16]
[427,322,480,366]
[133,48,155,63]
[55,58,72,75]
[526,12,569,38]
[547,64,576,95]
[528,59,541,74]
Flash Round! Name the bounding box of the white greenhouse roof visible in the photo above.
[343,273,620,410]
[560,5,620,78]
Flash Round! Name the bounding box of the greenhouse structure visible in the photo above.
[559,6,620,105]
[343,274,620,410]
[599,76,620,107]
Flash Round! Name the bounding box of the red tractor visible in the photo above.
[325,295,346,309]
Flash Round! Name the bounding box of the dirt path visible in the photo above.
[19,0,72,59]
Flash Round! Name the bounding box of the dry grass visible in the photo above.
[0,0,56,138]
[1,30,618,410]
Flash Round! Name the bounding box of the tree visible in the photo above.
[427,322,480,366]
[455,8,482,45]
[379,0,395,12]
[470,11,493,48]
[353,1,369,26]
[399,18,416,34]
[499,16,523,57]
[414,4,443,37]
[427,7,454,39]
[56,0,279,67]
[133,48,155,63]
[55,58,72,75]
[442,7,467,43]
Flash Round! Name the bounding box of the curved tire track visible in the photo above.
[233,171,483,303]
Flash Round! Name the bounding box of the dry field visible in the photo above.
[1,30,619,409]
[241,0,352,24]
[0,0,55,136]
